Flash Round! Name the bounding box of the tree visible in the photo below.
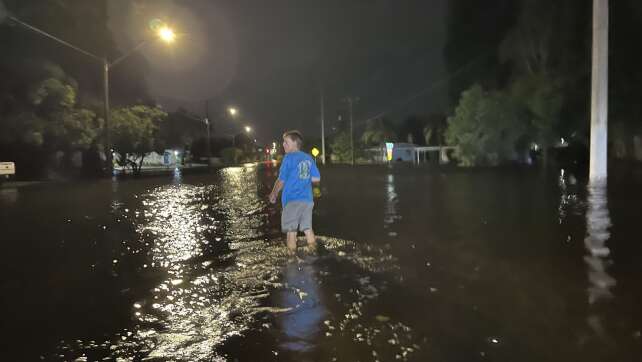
[111,105,167,174]
[361,118,397,146]
[423,114,448,146]
[446,85,530,166]
[0,62,101,175]
[509,73,564,160]
[220,147,244,164]
[27,71,100,152]
[398,116,428,145]
[329,132,352,163]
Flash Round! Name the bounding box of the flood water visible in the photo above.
[1,164,641,361]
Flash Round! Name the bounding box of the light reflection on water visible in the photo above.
[384,173,400,237]
[127,167,278,361]
[584,182,616,304]
[584,181,616,343]
[52,165,414,361]
[0,187,18,204]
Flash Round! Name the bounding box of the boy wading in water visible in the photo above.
[269,130,321,253]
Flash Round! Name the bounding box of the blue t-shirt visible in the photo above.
[278,151,320,207]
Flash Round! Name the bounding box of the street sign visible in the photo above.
[385,143,394,161]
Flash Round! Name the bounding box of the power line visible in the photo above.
[355,50,493,127]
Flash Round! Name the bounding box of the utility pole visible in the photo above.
[590,0,609,184]
[204,100,212,160]
[103,59,111,171]
[320,87,326,165]
[345,97,359,166]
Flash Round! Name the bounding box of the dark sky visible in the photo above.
[108,0,448,144]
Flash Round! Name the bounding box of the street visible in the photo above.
[1,164,641,361]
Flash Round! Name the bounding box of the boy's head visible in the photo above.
[282,130,303,153]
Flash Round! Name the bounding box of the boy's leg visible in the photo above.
[282,202,298,253]
[303,228,317,250]
[300,202,316,250]
[286,231,298,252]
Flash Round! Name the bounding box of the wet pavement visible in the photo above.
[1,164,641,361]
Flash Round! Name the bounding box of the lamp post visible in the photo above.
[3,13,176,174]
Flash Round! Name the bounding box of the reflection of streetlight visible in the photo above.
[3,12,176,174]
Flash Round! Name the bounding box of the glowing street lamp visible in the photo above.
[229,107,238,117]
[244,126,252,133]
[158,26,176,43]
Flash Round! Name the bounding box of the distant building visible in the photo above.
[364,143,457,165]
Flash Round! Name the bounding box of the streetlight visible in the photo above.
[245,126,252,133]
[158,26,176,43]
[228,107,238,117]
[2,12,176,174]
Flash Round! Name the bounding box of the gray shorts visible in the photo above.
[282,201,314,233]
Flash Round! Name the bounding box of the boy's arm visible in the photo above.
[269,179,283,204]
[311,159,321,183]
[270,156,288,204]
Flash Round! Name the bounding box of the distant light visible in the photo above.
[174,150,179,157]
[311,147,320,157]
[245,126,252,133]
[560,137,566,145]
[158,26,176,43]
[228,107,238,116]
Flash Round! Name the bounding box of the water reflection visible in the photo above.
[557,168,580,224]
[583,181,617,347]
[173,167,183,184]
[584,182,616,304]
[132,167,274,360]
[0,186,19,204]
[275,257,327,352]
[384,173,400,237]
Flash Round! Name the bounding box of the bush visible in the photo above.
[220,147,244,164]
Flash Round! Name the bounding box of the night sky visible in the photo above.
[107,0,448,143]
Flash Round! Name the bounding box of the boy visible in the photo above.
[269,130,321,253]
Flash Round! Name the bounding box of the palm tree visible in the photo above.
[361,118,397,146]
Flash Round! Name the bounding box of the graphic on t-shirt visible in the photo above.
[298,160,311,179]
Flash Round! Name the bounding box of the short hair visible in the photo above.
[283,130,304,148]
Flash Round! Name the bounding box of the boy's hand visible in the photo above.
[268,192,277,204]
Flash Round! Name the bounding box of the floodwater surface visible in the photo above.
[1,164,641,361]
